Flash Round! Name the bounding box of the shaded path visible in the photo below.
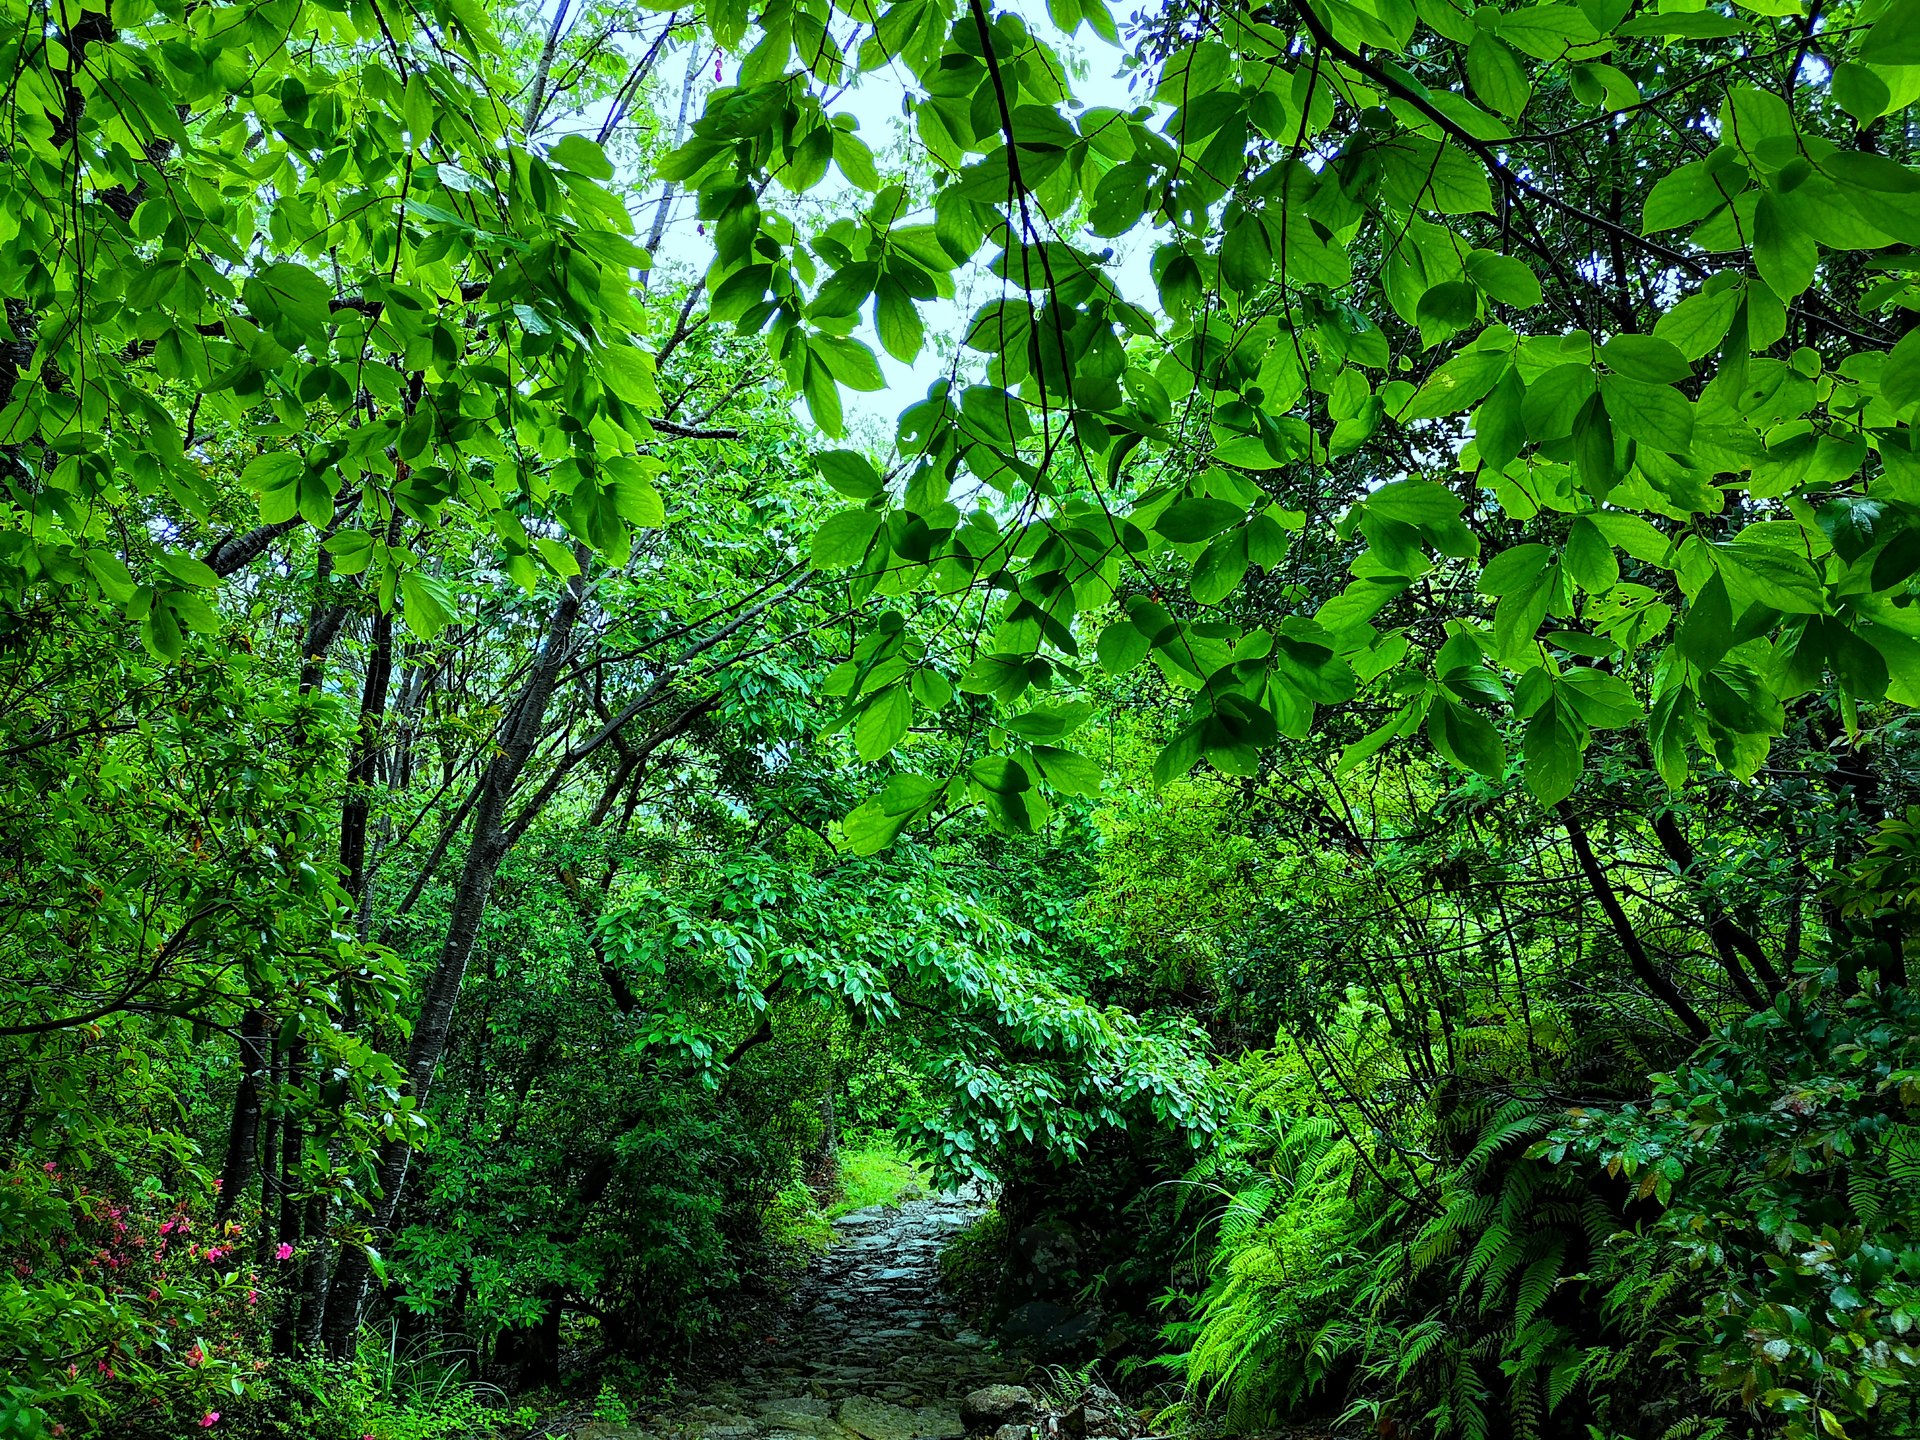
[585,1194,1025,1440]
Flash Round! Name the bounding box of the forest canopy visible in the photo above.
[4,0,1920,1435]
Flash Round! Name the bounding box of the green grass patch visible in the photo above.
[826,1134,928,1218]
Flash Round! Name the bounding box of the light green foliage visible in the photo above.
[654,0,1920,836]
[828,1134,928,1218]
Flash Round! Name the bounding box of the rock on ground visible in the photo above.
[960,1385,1037,1435]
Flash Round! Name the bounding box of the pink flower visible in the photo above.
[184,1344,203,1368]
[199,1413,219,1428]
[204,1246,228,1263]
[275,1243,293,1261]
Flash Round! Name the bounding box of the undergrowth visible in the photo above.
[826,1132,929,1218]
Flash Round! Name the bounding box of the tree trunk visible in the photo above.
[319,569,589,1356]
[214,1008,269,1223]
[1560,807,1710,1040]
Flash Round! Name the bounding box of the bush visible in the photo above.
[1551,974,1920,1440]
[0,1159,269,1439]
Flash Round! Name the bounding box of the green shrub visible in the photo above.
[940,1208,1010,1312]
[1551,974,1920,1440]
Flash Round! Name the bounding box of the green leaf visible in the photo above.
[1642,159,1733,233]
[1369,479,1463,525]
[1589,511,1671,565]
[398,572,455,639]
[1479,543,1553,596]
[811,334,886,391]
[1715,540,1826,614]
[1401,349,1509,422]
[1870,525,1920,591]
[1191,531,1250,605]
[1598,374,1694,452]
[607,466,665,528]
[874,278,924,363]
[1156,497,1244,543]
[1031,745,1104,796]
[1522,363,1597,439]
[817,450,887,500]
[1465,251,1542,308]
[1571,391,1617,497]
[1493,3,1600,61]
[1654,286,1742,360]
[602,346,663,411]
[1600,335,1690,384]
[243,452,303,494]
[1676,570,1734,669]
[1377,136,1494,215]
[1560,668,1637,728]
[854,684,913,760]
[1428,697,1507,777]
[1564,516,1619,591]
[802,352,845,436]
[1522,697,1583,805]
[1465,32,1531,118]
[910,669,954,709]
[833,128,882,190]
[1882,328,1920,415]
[811,508,883,570]
[1754,190,1818,299]
[152,551,221,589]
[243,262,334,340]
[1096,618,1151,673]
[322,529,376,576]
[296,468,335,529]
[549,134,614,180]
[1862,3,1920,65]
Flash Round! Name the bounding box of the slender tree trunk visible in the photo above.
[257,1039,284,1265]
[271,1045,306,1355]
[1649,808,1781,1002]
[296,1167,333,1354]
[319,569,590,1356]
[214,1008,269,1223]
[1560,807,1710,1040]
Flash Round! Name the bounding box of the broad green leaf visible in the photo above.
[1715,540,1826,614]
[817,451,887,499]
[1465,32,1531,117]
[812,508,884,570]
[1157,497,1244,543]
[854,685,913,761]
[1599,374,1694,452]
[1096,618,1151,673]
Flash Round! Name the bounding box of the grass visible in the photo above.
[825,1134,928,1218]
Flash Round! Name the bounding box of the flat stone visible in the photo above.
[839,1395,923,1440]
[961,1387,1037,1436]
[757,1399,834,1420]
[914,1407,964,1439]
[753,1404,851,1439]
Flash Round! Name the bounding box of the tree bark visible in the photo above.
[214,1008,269,1223]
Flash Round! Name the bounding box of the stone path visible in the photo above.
[583,1193,1026,1440]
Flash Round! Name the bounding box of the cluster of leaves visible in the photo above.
[1550,975,1920,1440]
[0,1163,268,1438]
[648,0,1920,846]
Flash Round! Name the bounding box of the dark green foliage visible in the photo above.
[1552,974,1920,1439]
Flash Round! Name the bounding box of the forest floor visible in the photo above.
[575,1193,1027,1440]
